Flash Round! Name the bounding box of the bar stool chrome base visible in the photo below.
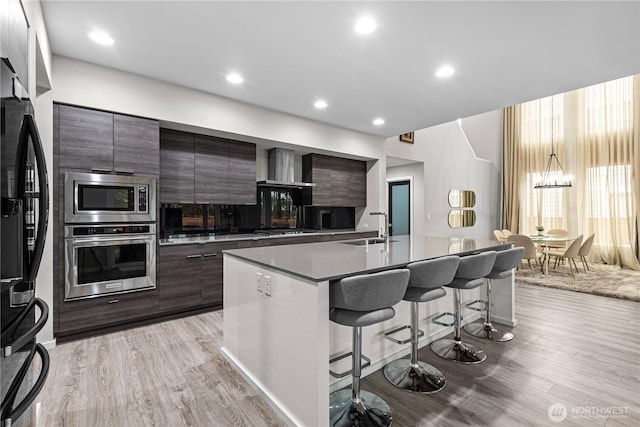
[431,338,486,364]
[463,321,514,342]
[383,359,446,393]
[329,389,393,427]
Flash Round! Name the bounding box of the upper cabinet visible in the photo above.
[114,114,160,176]
[160,129,256,205]
[56,104,159,176]
[159,129,195,203]
[0,0,29,90]
[302,153,366,207]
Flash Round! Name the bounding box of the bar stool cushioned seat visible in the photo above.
[431,251,496,364]
[383,256,460,394]
[464,247,524,341]
[329,269,410,427]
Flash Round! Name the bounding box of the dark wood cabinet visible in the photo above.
[160,129,256,204]
[159,129,195,203]
[195,135,229,204]
[228,141,257,204]
[302,153,367,207]
[58,104,113,171]
[57,104,160,175]
[345,158,367,207]
[114,114,160,176]
[57,289,159,337]
[157,241,241,310]
[157,244,205,311]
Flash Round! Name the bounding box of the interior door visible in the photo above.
[389,181,410,236]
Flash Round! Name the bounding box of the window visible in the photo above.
[582,76,633,135]
[586,165,633,220]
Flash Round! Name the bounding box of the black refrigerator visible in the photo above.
[0,57,50,426]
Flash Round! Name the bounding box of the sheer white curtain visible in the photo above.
[576,76,639,269]
[504,75,640,270]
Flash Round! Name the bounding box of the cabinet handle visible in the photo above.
[91,168,112,174]
[202,253,218,258]
[108,299,120,304]
[115,170,134,176]
[186,254,203,259]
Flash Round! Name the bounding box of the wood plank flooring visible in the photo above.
[34,282,639,426]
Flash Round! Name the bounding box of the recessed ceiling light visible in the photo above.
[314,100,328,109]
[436,66,455,78]
[226,73,244,84]
[355,17,377,34]
[373,118,385,126]
[88,31,114,46]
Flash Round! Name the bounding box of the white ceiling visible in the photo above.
[40,1,640,138]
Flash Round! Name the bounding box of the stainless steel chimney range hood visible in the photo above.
[257,148,315,188]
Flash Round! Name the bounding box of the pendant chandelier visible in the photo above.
[534,96,572,189]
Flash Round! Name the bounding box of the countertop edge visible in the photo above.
[158,229,374,246]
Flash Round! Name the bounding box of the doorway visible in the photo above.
[388,180,410,236]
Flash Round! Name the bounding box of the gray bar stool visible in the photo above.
[431,251,496,364]
[464,247,524,341]
[329,269,410,427]
[383,256,460,393]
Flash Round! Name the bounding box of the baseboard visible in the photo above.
[491,315,517,327]
[39,337,57,350]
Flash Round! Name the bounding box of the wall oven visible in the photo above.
[64,224,156,300]
[64,172,156,224]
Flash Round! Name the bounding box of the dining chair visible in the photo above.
[501,229,513,238]
[546,229,569,250]
[506,234,539,277]
[548,235,584,277]
[578,234,595,273]
[493,230,506,243]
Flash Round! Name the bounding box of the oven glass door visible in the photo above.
[77,184,136,212]
[77,241,146,284]
[65,235,156,300]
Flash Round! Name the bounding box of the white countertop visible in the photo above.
[223,234,510,281]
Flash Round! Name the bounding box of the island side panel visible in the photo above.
[489,273,517,327]
[222,254,330,426]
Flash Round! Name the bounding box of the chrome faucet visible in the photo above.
[370,211,389,242]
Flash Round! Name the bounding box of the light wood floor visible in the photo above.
[35,282,639,426]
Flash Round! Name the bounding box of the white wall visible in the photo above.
[382,118,502,241]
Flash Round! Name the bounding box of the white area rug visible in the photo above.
[514,261,640,302]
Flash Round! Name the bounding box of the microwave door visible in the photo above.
[15,114,49,285]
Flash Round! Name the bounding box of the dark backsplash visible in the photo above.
[159,187,355,238]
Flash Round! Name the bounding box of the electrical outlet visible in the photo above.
[264,275,272,296]
[256,272,263,292]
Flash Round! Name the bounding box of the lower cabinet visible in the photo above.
[156,242,239,310]
[57,289,159,337]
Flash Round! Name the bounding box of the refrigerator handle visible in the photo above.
[15,114,49,283]
[1,297,49,357]
[0,342,50,425]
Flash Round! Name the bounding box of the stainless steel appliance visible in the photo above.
[1,7,50,422]
[64,224,156,300]
[64,172,156,224]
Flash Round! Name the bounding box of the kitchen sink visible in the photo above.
[340,238,398,246]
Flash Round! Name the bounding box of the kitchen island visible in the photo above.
[222,235,512,426]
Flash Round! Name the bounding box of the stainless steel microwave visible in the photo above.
[64,172,156,224]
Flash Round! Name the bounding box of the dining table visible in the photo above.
[529,235,577,275]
